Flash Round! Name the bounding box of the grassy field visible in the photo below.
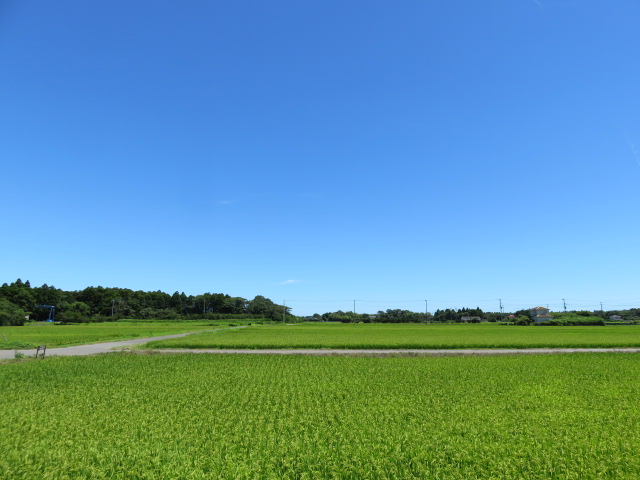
[143,322,640,349]
[2,353,640,479]
[0,321,219,349]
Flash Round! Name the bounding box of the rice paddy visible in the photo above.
[0,321,216,349]
[142,322,640,350]
[2,353,640,479]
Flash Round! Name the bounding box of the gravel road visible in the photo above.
[3,339,640,360]
[0,327,242,360]
[143,347,640,357]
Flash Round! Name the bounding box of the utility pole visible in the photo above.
[562,299,567,312]
[600,302,603,312]
[111,299,114,317]
[499,299,504,321]
[353,300,356,314]
[283,300,286,323]
[425,300,428,322]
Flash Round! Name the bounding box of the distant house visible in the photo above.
[609,315,623,321]
[460,316,481,323]
[529,306,553,323]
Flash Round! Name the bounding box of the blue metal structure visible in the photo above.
[37,305,55,322]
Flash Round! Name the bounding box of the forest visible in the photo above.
[0,279,290,325]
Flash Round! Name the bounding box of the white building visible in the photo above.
[529,306,553,323]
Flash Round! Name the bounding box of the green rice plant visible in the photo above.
[143,322,640,350]
[1,354,640,478]
[0,322,215,349]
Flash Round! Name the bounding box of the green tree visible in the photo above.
[0,279,35,312]
[0,298,27,326]
[57,301,91,323]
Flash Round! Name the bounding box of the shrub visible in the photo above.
[0,298,27,326]
[513,316,532,326]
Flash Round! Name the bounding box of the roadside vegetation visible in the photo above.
[2,354,639,479]
[143,322,640,350]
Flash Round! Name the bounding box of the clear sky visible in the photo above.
[1,1,639,316]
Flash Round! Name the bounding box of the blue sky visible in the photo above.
[1,1,639,315]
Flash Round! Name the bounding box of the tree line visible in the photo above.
[313,307,501,323]
[2,279,638,326]
[312,307,640,324]
[0,279,292,325]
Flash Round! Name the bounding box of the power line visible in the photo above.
[279,298,640,314]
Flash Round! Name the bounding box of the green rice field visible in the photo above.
[143,322,640,350]
[0,321,217,349]
[2,353,640,479]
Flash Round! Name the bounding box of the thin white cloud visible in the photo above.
[280,279,299,285]
[623,129,640,167]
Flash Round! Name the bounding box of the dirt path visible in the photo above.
[140,347,640,357]
[0,327,245,360]
[3,341,640,359]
